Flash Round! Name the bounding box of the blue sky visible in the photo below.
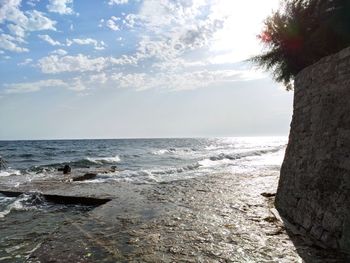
[0,0,293,140]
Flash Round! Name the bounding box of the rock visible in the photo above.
[73,173,97,182]
[63,165,71,174]
[261,192,276,198]
[58,165,71,174]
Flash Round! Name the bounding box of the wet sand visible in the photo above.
[0,169,346,262]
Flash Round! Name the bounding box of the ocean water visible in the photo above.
[0,137,287,185]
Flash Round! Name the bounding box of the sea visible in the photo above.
[0,137,287,185]
[0,137,288,260]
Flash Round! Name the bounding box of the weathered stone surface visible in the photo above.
[276,46,350,254]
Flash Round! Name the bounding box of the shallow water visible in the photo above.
[0,193,93,262]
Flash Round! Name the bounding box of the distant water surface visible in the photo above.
[0,137,287,185]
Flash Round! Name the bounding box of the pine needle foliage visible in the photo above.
[252,0,350,90]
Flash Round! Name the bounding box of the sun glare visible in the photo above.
[210,0,280,63]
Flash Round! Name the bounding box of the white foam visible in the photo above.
[153,149,170,155]
[0,169,21,177]
[86,155,121,164]
[0,198,26,218]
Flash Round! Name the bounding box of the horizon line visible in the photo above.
[0,134,289,141]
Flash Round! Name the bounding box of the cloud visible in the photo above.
[47,0,74,15]
[7,24,25,38]
[67,38,106,50]
[88,73,108,84]
[68,77,86,91]
[25,10,56,31]
[4,77,90,94]
[37,52,139,74]
[27,0,40,7]
[108,0,128,5]
[0,0,56,52]
[106,17,120,31]
[50,48,68,56]
[4,79,67,94]
[38,54,109,74]
[18,58,33,66]
[38,34,62,46]
[0,33,28,52]
[111,69,265,91]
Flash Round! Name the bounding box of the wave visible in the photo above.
[38,155,121,169]
[85,155,121,164]
[152,148,177,155]
[0,192,91,218]
[152,163,201,175]
[0,193,46,218]
[199,146,286,167]
[152,148,195,155]
[0,169,21,177]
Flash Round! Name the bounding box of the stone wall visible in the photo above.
[276,46,350,253]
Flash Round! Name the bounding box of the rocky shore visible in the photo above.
[0,169,347,262]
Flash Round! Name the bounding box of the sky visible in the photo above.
[0,0,293,140]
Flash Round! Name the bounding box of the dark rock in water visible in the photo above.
[63,165,71,174]
[73,173,97,181]
[276,46,350,254]
[110,166,117,172]
[261,192,276,198]
[58,165,72,174]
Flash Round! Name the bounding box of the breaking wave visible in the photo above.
[85,155,121,164]
[0,169,21,177]
[152,148,195,155]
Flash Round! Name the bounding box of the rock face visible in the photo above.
[276,46,350,253]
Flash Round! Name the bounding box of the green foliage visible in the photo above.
[252,0,350,90]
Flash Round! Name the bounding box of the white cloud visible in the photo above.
[111,69,265,91]
[66,38,106,50]
[106,18,120,31]
[4,77,90,94]
[47,0,74,15]
[69,77,86,91]
[4,79,67,94]
[7,24,25,38]
[27,0,40,7]
[51,48,68,56]
[0,0,56,52]
[88,73,108,84]
[0,33,28,52]
[18,58,33,66]
[38,54,109,74]
[108,0,128,5]
[25,10,56,31]
[38,34,62,46]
